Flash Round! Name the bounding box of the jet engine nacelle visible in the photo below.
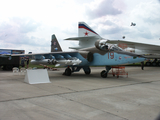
[78,51,93,62]
[95,39,122,52]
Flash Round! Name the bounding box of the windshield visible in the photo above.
[109,44,123,51]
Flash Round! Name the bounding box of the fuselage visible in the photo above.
[72,52,145,67]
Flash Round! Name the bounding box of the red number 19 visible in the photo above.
[108,52,114,59]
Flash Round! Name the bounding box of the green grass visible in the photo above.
[20,64,56,69]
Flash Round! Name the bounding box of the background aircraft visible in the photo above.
[131,22,136,26]
[11,22,146,78]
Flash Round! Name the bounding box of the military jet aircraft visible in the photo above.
[11,22,146,78]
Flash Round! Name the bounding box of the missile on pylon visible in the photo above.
[31,59,55,65]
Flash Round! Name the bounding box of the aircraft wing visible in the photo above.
[11,45,145,67]
[65,36,101,50]
[11,51,76,56]
[107,40,160,54]
[11,51,84,67]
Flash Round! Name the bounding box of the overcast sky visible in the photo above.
[0,0,160,53]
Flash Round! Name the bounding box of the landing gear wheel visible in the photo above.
[101,70,107,78]
[65,68,72,76]
[84,67,91,75]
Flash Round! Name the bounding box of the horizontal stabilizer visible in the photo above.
[69,46,84,50]
[65,36,100,41]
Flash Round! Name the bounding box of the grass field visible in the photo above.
[21,64,56,69]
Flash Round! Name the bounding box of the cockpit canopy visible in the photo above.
[95,39,123,52]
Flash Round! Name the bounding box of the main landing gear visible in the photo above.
[83,66,91,75]
[63,66,111,78]
[101,66,111,78]
[64,67,72,76]
[63,66,91,76]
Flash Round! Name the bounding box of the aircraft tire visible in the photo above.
[65,68,71,76]
[101,70,107,78]
[84,67,91,75]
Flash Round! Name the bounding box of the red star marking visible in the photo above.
[84,31,89,36]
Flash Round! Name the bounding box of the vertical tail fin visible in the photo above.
[51,34,62,52]
[64,22,101,49]
[78,22,100,38]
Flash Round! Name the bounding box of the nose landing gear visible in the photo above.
[100,66,111,78]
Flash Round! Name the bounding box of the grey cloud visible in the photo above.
[101,27,122,35]
[0,17,48,47]
[85,0,122,19]
[136,27,153,39]
[98,21,123,35]
[98,21,154,40]
[10,17,40,33]
[144,16,160,25]
[102,20,116,26]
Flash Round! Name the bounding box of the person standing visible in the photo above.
[21,57,25,67]
[26,57,29,68]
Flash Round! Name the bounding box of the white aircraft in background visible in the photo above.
[65,22,160,66]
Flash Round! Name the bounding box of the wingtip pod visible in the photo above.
[78,22,100,38]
